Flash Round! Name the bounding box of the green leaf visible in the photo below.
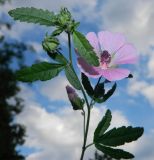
[81,73,94,97]
[17,62,65,82]
[94,83,117,103]
[73,31,99,66]
[9,7,56,26]
[51,28,63,36]
[47,51,68,64]
[95,144,134,159]
[94,109,112,143]
[103,83,117,101]
[94,82,105,99]
[65,65,82,90]
[99,126,144,147]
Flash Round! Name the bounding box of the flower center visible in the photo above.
[100,50,111,68]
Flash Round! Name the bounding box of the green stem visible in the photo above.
[68,32,72,64]
[67,32,92,160]
[82,109,86,136]
[80,90,91,160]
[85,143,94,149]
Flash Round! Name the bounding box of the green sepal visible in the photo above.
[51,28,63,36]
[71,97,85,110]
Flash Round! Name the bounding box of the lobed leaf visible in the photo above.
[94,83,117,103]
[99,126,144,147]
[94,82,105,99]
[73,31,99,66]
[94,109,112,143]
[95,144,134,159]
[9,7,56,26]
[16,62,64,82]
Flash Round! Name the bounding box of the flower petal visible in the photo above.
[77,57,100,78]
[97,68,130,81]
[112,43,138,65]
[86,32,100,53]
[98,31,126,54]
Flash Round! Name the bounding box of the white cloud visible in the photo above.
[40,75,69,102]
[99,0,154,55]
[16,100,130,160]
[128,78,154,107]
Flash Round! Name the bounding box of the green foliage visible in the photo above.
[95,144,134,159]
[94,110,111,142]
[73,31,99,66]
[94,83,117,103]
[42,35,60,52]
[65,65,82,90]
[98,126,144,147]
[94,109,144,159]
[17,62,65,82]
[51,28,63,36]
[8,7,79,34]
[8,7,56,26]
[94,82,105,99]
[47,51,68,64]
[81,72,94,97]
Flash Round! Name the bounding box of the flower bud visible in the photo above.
[42,35,59,52]
[66,85,84,110]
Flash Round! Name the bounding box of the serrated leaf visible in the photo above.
[9,7,55,26]
[81,72,94,97]
[65,65,82,90]
[94,109,112,143]
[17,62,64,82]
[103,83,117,101]
[95,144,134,159]
[94,82,105,99]
[99,126,144,147]
[94,83,117,103]
[47,51,68,64]
[73,31,99,66]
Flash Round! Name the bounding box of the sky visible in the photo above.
[1,0,154,160]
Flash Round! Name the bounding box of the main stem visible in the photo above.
[80,89,91,160]
[67,32,92,160]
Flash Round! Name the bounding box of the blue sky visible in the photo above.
[1,0,154,160]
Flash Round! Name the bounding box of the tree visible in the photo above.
[0,3,28,159]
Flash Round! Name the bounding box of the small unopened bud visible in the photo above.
[66,85,84,110]
[42,35,59,52]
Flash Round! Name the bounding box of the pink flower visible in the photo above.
[77,31,138,81]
